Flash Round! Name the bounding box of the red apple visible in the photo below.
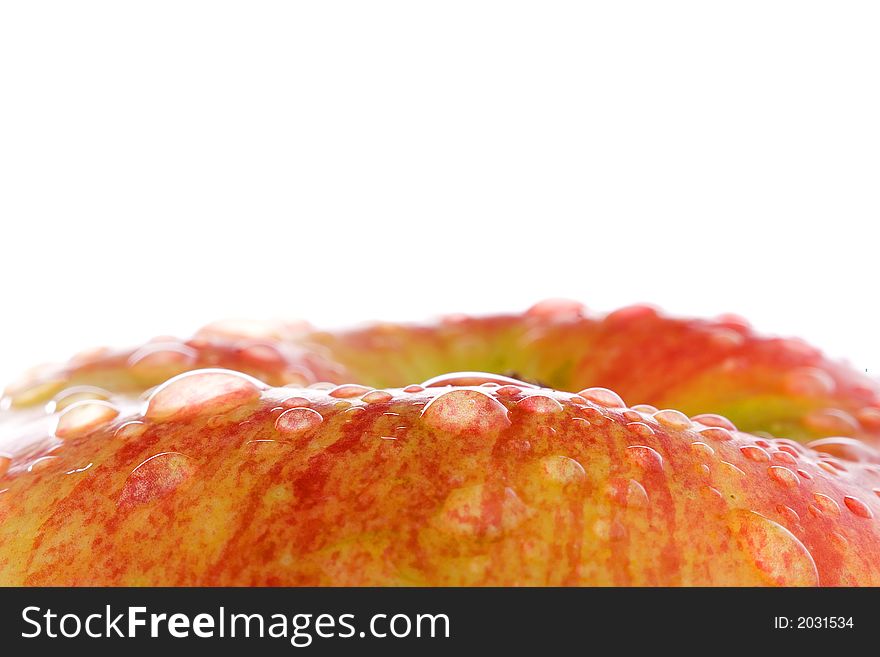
[0,302,878,585]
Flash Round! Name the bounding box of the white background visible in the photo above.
[0,2,877,385]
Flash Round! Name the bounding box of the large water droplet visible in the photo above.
[843,495,873,519]
[653,409,692,430]
[145,369,264,422]
[767,466,799,488]
[729,509,818,586]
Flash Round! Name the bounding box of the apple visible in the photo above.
[0,301,878,585]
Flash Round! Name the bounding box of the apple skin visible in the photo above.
[5,303,880,445]
[2,302,879,586]
[1,370,880,586]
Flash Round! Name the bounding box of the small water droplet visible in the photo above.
[626,445,663,471]
[114,421,146,439]
[128,342,198,380]
[538,455,586,484]
[776,504,800,526]
[281,396,311,408]
[403,384,425,393]
[607,477,649,508]
[806,437,880,464]
[329,384,371,399]
[697,427,733,442]
[626,422,655,438]
[145,369,264,421]
[576,387,625,408]
[804,408,859,436]
[843,495,873,519]
[653,409,692,430]
[516,395,563,414]
[690,441,715,458]
[48,385,112,413]
[55,400,119,440]
[771,450,798,466]
[768,466,799,488]
[691,413,737,431]
[420,389,510,435]
[275,407,324,439]
[856,407,880,430]
[525,298,586,318]
[0,456,10,478]
[631,404,659,414]
[28,455,59,473]
[362,390,393,404]
[811,492,841,517]
[740,445,770,463]
[784,367,836,397]
[118,452,195,508]
[495,385,523,398]
[797,468,813,480]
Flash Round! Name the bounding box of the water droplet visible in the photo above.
[128,342,198,380]
[856,407,880,430]
[436,484,529,537]
[604,304,658,324]
[329,384,371,399]
[873,488,880,498]
[740,445,770,463]
[771,450,798,466]
[653,409,692,430]
[626,445,663,471]
[777,504,800,526]
[281,396,311,408]
[421,371,537,389]
[516,394,563,414]
[495,385,523,398]
[525,298,587,318]
[797,468,813,480]
[55,400,119,440]
[691,413,737,431]
[28,455,59,473]
[698,427,733,442]
[784,367,836,397]
[403,385,425,393]
[362,390,393,404]
[806,437,880,464]
[48,385,112,413]
[690,441,715,458]
[707,328,745,349]
[720,460,746,477]
[145,369,264,421]
[843,495,873,519]
[607,477,649,508]
[0,456,9,478]
[538,455,586,484]
[577,387,625,408]
[631,404,659,414]
[768,466,799,488]
[729,509,818,586]
[112,421,144,439]
[239,343,285,368]
[626,422,655,438]
[803,408,859,436]
[420,389,510,435]
[578,406,608,426]
[118,452,195,508]
[275,407,324,439]
[811,493,841,517]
